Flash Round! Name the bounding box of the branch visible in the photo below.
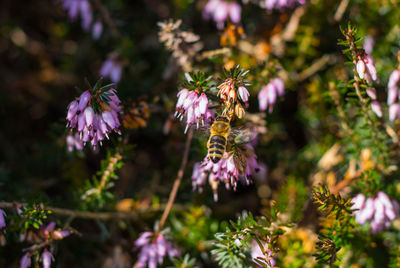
[334,0,350,22]
[158,128,193,230]
[296,54,337,82]
[0,201,183,221]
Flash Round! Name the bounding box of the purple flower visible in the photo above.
[371,101,382,117]
[363,35,375,54]
[100,55,123,83]
[40,249,54,268]
[92,21,103,40]
[389,103,400,121]
[388,68,400,121]
[0,209,6,229]
[44,222,56,236]
[356,54,378,85]
[251,240,276,267]
[264,0,305,10]
[203,0,241,29]
[66,88,122,149]
[175,89,213,133]
[363,87,382,117]
[58,0,93,31]
[20,252,31,268]
[258,78,285,113]
[134,230,179,268]
[192,144,259,201]
[351,192,399,233]
[79,0,93,31]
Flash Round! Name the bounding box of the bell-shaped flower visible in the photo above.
[40,249,54,268]
[20,252,31,268]
[134,230,179,268]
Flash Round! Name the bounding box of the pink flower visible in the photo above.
[251,240,276,267]
[258,78,285,112]
[238,86,250,103]
[20,252,31,268]
[92,21,103,40]
[371,101,382,117]
[366,88,376,100]
[356,54,378,85]
[40,249,54,268]
[388,69,400,106]
[100,56,123,83]
[175,89,212,133]
[0,209,6,229]
[134,230,179,268]
[58,0,93,32]
[363,35,375,54]
[389,103,400,121]
[203,0,241,29]
[66,88,122,149]
[191,144,259,201]
[351,192,399,233]
[43,222,56,237]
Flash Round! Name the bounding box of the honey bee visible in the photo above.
[208,115,231,163]
[207,115,257,163]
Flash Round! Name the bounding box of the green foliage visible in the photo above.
[79,147,126,210]
[312,185,355,266]
[18,203,52,231]
[169,254,197,268]
[211,211,284,268]
[170,206,219,253]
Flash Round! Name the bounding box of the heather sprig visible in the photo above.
[312,185,355,265]
[211,211,284,268]
[80,148,125,209]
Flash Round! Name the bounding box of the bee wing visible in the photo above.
[192,124,212,140]
[229,126,258,145]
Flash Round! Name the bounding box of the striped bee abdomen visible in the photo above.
[208,135,226,163]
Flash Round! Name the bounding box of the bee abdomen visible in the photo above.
[208,135,226,163]
[209,150,223,163]
[210,135,226,144]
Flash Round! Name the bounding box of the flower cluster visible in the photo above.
[258,77,284,113]
[192,144,259,201]
[19,221,71,268]
[58,0,103,39]
[388,68,400,121]
[134,230,179,268]
[264,0,305,10]
[218,81,250,105]
[356,53,378,86]
[251,240,276,267]
[217,67,251,119]
[175,88,213,133]
[66,85,122,150]
[100,53,123,83]
[351,192,399,233]
[203,0,241,29]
